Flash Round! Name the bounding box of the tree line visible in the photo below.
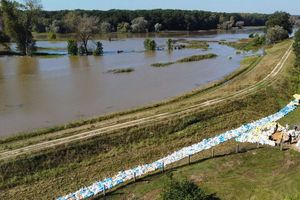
[294,29,300,67]
[34,9,270,34]
[0,0,299,56]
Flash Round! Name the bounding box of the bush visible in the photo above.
[266,25,289,44]
[266,11,293,34]
[93,41,103,56]
[144,38,156,51]
[167,39,173,51]
[117,22,131,33]
[252,35,266,46]
[67,39,78,55]
[78,45,85,56]
[48,32,57,40]
[161,179,219,200]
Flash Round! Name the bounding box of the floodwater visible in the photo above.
[0,29,263,136]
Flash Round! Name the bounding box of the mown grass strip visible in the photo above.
[177,53,217,63]
[151,53,217,67]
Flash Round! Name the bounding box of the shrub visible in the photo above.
[266,25,289,44]
[93,41,103,56]
[78,45,85,56]
[161,179,219,200]
[48,32,57,40]
[144,38,156,51]
[252,35,266,46]
[117,22,131,33]
[67,39,78,55]
[167,39,173,51]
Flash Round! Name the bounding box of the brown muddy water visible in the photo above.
[0,29,263,136]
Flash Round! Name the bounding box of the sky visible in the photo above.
[17,0,300,15]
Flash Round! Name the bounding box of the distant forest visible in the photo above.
[35,9,270,33]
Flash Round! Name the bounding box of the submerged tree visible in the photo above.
[67,39,78,55]
[144,38,156,51]
[76,15,100,55]
[1,0,42,55]
[166,38,173,51]
[0,31,11,50]
[93,41,103,56]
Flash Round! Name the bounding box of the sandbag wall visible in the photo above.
[57,98,299,200]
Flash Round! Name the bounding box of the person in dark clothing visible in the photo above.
[275,123,279,132]
[289,133,292,144]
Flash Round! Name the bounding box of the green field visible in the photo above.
[109,146,300,200]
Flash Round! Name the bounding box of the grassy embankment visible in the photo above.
[110,146,300,200]
[219,38,266,51]
[0,40,298,200]
[106,40,300,200]
[151,53,217,67]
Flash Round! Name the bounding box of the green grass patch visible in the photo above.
[177,53,217,63]
[111,147,300,200]
[151,62,174,67]
[151,53,217,68]
[107,68,135,74]
[183,40,210,50]
[219,38,266,51]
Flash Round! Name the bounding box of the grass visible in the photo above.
[151,53,217,67]
[151,62,174,67]
[0,40,298,200]
[107,68,135,74]
[182,40,210,50]
[177,53,217,63]
[109,147,300,200]
[37,47,66,51]
[219,38,266,51]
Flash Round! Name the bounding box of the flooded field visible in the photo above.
[0,29,263,136]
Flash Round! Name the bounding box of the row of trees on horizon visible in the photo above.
[0,0,299,56]
[36,9,270,34]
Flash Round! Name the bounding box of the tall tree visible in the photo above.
[100,22,112,33]
[63,11,80,33]
[131,17,148,33]
[1,0,42,55]
[266,11,293,34]
[76,15,99,55]
[266,25,289,44]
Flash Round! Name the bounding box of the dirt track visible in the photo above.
[0,44,293,161]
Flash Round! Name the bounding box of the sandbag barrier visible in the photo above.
[57,97,299,200]
[235,122,278,146]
